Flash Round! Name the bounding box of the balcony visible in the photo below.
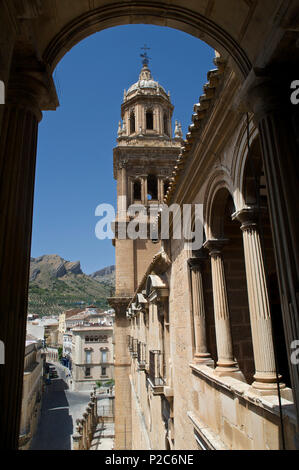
[147,350,165,395]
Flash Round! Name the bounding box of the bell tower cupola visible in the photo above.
[117,53,182,141]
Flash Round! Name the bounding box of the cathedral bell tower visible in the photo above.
[113,56,183,295]
[109,52,183,450]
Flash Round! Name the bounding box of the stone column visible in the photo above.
[141,175,147,205]
[0,62,57,448]
[153,106,158,133]
[118,160,128,220]
[188,252,213,364]
[157,177,165,203]
[83,413,88,449]
[233,208,284,391]
[90,391,96,429]
[204,240,240,375]
[247,77,299,414]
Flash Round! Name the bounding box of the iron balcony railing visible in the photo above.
[149,350,165,387]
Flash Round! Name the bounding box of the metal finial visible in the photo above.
[140,44,151,66]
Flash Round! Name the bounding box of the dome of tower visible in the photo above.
[126,64,168,98]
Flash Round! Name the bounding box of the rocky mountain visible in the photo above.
[28,255,115,316]
[90,265,115,282]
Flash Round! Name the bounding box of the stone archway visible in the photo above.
[0,0,299,449]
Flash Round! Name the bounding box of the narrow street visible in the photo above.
[30,362,91,450]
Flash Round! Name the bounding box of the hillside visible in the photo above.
[28,255,115,316]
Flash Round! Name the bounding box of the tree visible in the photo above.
[96,379,114,389]
[104,379,115,387]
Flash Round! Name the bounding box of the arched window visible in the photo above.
[146,110,153,130]
[130,111,135,134]
[163,113,169,136]
[133,180,141,200]
[147,174,158,200]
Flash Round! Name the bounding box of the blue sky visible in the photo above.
[31,24,214,274]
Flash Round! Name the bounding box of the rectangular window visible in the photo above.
[101,350,107,363]
[85,350,91,364]
[85,367,91,377]
[101,366,106,376]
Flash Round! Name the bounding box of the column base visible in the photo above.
[215,362,246,382]
[252,380,286,395]
[252,372,285,394]
[193,354,214,367]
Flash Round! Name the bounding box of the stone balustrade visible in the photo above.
[72,388,99,450]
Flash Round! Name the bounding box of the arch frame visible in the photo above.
[203,169,234,241]
[43,1,252,78]
[231,115,260,212]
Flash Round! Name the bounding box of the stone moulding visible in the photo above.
[190,363,297,425]
[42,2,251,76]
[127,248,171,314]
[187,411,227,450]
[163,57,227,207]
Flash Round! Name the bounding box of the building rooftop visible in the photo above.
[125,64,168,100]
[72,325,113,332]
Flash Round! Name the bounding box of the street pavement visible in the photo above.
[30,362,92,450]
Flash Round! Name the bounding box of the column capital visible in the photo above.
[203,239,229,255]
[232,207,259,230]
[108,296,131,315]
[118,158,128,170]
[246,78,280,120]
[235,68,294,120]
[7,57,58,120]
[187,248,208,271]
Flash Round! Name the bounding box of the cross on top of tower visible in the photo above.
[140,44,151,66]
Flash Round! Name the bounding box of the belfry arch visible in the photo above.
[0,0,298,449]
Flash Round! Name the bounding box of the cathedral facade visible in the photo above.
[110,55,298,450]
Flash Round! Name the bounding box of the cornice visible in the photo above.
[162,56,228,207]
[121,93,173,114]
[173,72,242,206]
